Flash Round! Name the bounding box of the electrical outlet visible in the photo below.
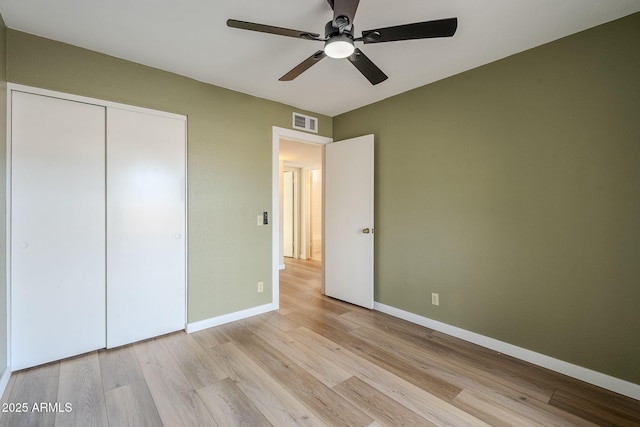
[431,293,440,306]
[257,281,264,293]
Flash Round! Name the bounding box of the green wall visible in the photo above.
[334,13,640,384]
[0,13,7,372]
[6,30,331,323]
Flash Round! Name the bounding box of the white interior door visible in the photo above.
[324,135,374,309]
[106,107,186,348]
[11,91,106,370]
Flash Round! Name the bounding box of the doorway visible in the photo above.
[280,143,322,262]
[271,127,332,308]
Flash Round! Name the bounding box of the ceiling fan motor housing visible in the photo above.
[325,20,353,38]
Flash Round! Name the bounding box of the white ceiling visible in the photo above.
[1,0,639,117]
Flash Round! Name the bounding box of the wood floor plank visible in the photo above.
[280,292,354,319]
[279,301,363,335]
[281,259,322,283]
[544,370,640,423]
[550,388,640,426]
[133,337,218,426]
[454,389,548,427]
[288,326,490,427]
[339,308,434,341]
[0,362,60,427]
[55,352,108,427]
[220,322,374,426]
[344,311,556,403]
[98,345,144,392]
[265,310,303,332]
[429,328,618,409]
[425,330,565,400]
[349,321,555,404]
[0,375,17,407]
[104,379,163,427]
[162,331,227,389]
[207,341,325,426]
[456,388,600,427]
[280,272,320,293]
[243,314,352,388]
[285,311,463,402]
[276,305,296,316]
[334,376,437,427]
[198,378,272,427]
[191,326,230,349]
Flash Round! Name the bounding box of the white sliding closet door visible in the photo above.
[106,107,186,348]
[11,91,106,370]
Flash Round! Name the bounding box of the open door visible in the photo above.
[324,135,374,309]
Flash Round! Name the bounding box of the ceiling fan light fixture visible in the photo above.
[324,35,355,59]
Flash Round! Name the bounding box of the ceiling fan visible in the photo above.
[227,0,458,85]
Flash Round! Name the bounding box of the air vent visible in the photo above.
[292,112,318,133]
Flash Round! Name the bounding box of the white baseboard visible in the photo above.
[186,303,277,333]
[374,302,640,401]
[0,366,11,398]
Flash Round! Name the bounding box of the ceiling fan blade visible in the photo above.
[332,0,360,27]
[347,48,388,85]
[227,19,321,40]
[280,50,327,81]
[360,18,458,43]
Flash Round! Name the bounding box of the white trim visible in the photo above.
[272,128,281,310]
[272,127,332,312]
[182,114,189,334]
[7,84,185,121]
[0,366,11,398]
[273,126,332,145]
[374,302,640,401]
[1,83,8,384]
[5,83,12,372]
[185,303,277,333]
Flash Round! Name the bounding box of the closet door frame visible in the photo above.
[5,83,188,370]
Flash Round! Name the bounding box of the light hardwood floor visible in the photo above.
[1,258,639,426]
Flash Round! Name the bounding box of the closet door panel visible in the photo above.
[11,91,106,370]
[106,107,186,348]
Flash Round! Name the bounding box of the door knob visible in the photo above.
[362,228,371,234]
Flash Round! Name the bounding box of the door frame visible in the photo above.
[271,127,332,309]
